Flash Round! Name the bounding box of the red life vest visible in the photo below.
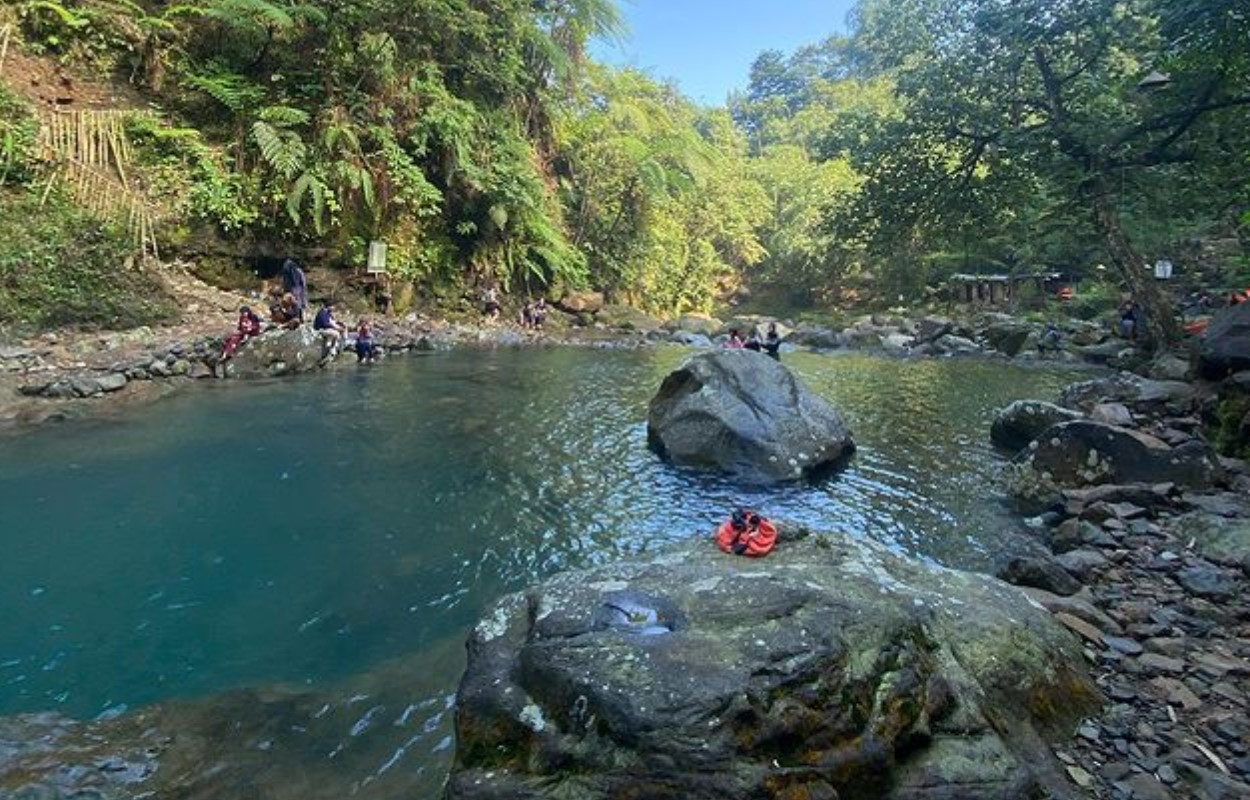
[716,515,778,558]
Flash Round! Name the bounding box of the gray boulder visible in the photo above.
[672,313,723,336]
[916,316,953,343]
[990,400,1083,453]
[668,330,713,347]
[228,326,338,378]
[1006,421,1223,497]
[448,534,1098,800]
[1089,402,1133,427]
[789,325,844,349]
[1059,373,1196,415]
[1199,302,1250,379]
[983,323,1033,357]
[647,350,855,482]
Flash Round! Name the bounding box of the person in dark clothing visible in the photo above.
[744,329,763,352]
[313,300,344,334]
[763,322,782,361]
[281,259,308,312]
[355,318,377,363]
[313,299,345,355]
[1118,299,1139,342]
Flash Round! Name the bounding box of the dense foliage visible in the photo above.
[2,0,1247,325]
[0,191,178,330]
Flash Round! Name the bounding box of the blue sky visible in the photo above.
[593,0,858,106]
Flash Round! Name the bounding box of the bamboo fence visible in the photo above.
[35,108,159,261]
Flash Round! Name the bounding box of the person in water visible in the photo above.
[763,322,782,361]
[281,259,308,312]
[355,318,377,363]
[218,306,263,374]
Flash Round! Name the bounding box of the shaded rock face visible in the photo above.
[1199,302,1250,379]
[1006,421,1223,498]
[990,400,1083,453]
[646,350,855,483]
[228,326,337,378]
[447,535,1099,800]
[984,323,1032,357]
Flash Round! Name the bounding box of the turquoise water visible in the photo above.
[0,347,1090,794]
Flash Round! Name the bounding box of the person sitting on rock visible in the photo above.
[314,299,345,356]
[716,508,777,558]
[218,306,263,374]
[532,298,547,329]
[1037,323,1062,354]
[744,328,763,352]
[482,286,502,322]
[271,293,303,329]
[724,329,745,349]
[1118,299,1138,342]
[355,318,377,364]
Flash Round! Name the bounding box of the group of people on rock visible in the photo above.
[217,259,377,374]
[723,322,783,360]
[479,286,549,330]
[520,298,548,329]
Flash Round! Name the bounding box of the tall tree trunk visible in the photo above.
[1088,174,1180,348]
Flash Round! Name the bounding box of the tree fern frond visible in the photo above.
[252,120,305,178]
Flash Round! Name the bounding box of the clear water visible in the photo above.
[0,347,1091,794]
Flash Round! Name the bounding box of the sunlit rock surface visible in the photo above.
[447,531,1099,800]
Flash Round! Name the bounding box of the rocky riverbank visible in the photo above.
[0,295,1150,436]
[988,371,1250,799]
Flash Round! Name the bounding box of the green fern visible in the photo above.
[258,105,310,127]
[251,120,305,179]
[287,170,328,232]
[183,66,265,113]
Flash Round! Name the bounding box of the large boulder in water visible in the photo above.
[990,400,1083,453]
[1005,420,1223,500]
[447,533,1099,800]
[227,326,337,378]
[1198,302,1250,379]
[646,350,855,482]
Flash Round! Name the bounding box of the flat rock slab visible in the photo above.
[448,534,1099,800]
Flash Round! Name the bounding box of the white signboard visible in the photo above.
[1154,259,1173,280]
[367,241,388,274]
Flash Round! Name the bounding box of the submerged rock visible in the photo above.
[447,533,1099,800]
[228,326,338,378]
[646,350,855,482]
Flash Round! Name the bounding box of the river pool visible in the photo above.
[0,346,1092,796]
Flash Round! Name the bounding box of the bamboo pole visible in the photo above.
[0,24,11,77]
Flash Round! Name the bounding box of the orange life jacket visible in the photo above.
[716,515,778,558]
